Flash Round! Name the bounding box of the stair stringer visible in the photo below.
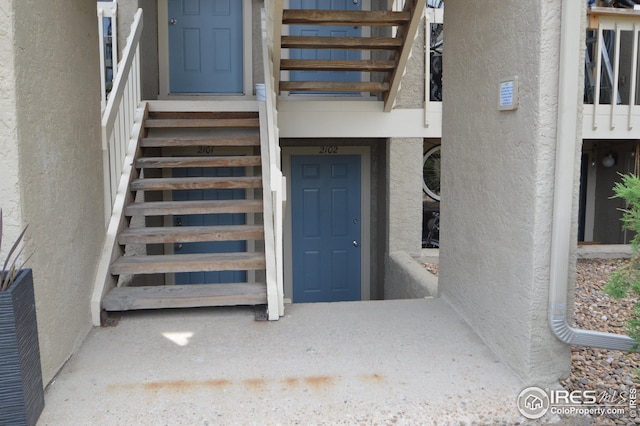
[91,102,148,326]
[259,103,285,320]
[383,0,427,112]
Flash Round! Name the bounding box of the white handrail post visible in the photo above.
[260,7,285,319]
[100,8,144,224]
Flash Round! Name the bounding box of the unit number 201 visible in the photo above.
[319,146,338,154]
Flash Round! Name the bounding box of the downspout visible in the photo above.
[549,0,636,351]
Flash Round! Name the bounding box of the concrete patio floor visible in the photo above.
[38,298,564,425]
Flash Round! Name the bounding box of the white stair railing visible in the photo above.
[92,8,146,325]
[97,1,118,112]
[260,5,285,319]
[584,7,640,137]
[101,8,144,224]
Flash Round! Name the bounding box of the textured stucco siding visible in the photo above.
[0,1,23,257]
[385,138,423,255]
[395,15,426,109]
[118,0,159,100]
[439,0,573,385]
[12,0,104,384]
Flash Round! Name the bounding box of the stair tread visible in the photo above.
[136,156,262,169]
[280,81,390,92]
[281,35,403,50]
[131,176,263,191]
[281,59,396,72]
[125,200,264,216]
[111,252,266,275]
[145,118,260,128]
[141,136,260,147]
[102,283,267,311]
[282,10,411,26]
[118,225,265,244]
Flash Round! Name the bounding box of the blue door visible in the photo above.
[173,166,247,284]
[168,0,243,93]
[291,155,361,303]
[289,0,361,87]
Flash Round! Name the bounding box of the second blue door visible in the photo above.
[291,155,361,303]
[168,0,243,93]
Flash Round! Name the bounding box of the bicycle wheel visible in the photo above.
[423,145,441,201]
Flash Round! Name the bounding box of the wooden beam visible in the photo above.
[282,10,411,26]
[280,81,389,92]
[130,176,263,191]
[141,136,260,148]
[270,0,284,95]
[384,0,427,112]
[281,59,395,72]
[136,155,262,168]
[101,283,267,311]
[281,36,403,50]
[144,118,260,128]
[587,7,640,29]
[117,224,265,244]
[110,252,266,275]
[148,111,259,120]
[124,199,264,216]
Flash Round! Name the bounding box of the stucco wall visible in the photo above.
[384,137,423,297]
[385,137,423,254]
[12,0,104,384]
[439,0,572,385]
[395,15,426,109]
[118,0,159,100]
[0,1,23,256]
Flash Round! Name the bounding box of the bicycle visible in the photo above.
[423,144,441,201]
[424,212,440,248]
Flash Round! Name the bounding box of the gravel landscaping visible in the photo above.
[561,258,640,425]
[422,258,640,424]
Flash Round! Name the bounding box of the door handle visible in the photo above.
[353,240,359,247]
[169,18,178,25]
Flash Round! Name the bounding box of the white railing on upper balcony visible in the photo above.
[260,4,285,319]
[584,7,640,138]
[101,8,143,224]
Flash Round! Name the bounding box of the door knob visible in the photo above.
[169,18,178,25]
[353,240,359,247]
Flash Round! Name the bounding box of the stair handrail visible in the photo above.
[586,7,640,131]
[260,6,285,319]
[97,1,118,113]
[101,8,143,224]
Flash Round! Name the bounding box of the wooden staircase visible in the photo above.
[101,111,270,312]
[275,0,426,110]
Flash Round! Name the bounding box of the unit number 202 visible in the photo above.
[319,146,338,154]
